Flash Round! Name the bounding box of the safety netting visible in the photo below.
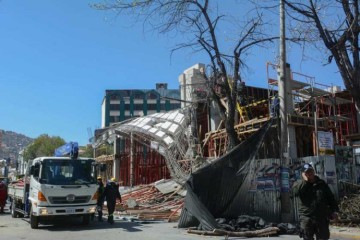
[178,118,275,231]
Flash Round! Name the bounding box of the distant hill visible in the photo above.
[0,130,33,161]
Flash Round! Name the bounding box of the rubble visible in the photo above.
[333,194,360,227]
[187,226,280,237]
[103,180,185,222]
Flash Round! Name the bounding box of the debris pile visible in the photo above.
[186,215,298,237]
[187,226,280,238]
[333,194,360,227]
[108,180,185,222]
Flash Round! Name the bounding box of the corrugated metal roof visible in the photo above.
[94,107,192,182]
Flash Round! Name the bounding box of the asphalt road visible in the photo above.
[0,207,298,240]
[0,203,357,240]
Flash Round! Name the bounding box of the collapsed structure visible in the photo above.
[94,63,360,225]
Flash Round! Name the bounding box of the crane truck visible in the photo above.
[7,142,100,229]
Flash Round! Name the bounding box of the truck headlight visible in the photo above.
[39,208,52,215]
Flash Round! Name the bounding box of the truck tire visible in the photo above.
[82,214,90,225]
[11,201,19,218]
[30,207,39,229]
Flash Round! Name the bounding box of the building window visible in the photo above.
[134,104,143,110]
[110,95,120,100]
[147,103,157,110]
[134,92,145,99]
[160,104,166,111]
[110,104,120,110]
[147,92,159,100]
[110,116,120,123]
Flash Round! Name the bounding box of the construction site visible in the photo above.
[93,62,360,234]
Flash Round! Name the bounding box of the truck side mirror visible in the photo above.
[30,163,40,177]
[30,166,34,175]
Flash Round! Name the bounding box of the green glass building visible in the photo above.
[101,83,181,127]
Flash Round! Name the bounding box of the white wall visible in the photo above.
[178,63,206,108]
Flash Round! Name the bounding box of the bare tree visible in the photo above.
[92,0,278,150]
[281,0,360,111]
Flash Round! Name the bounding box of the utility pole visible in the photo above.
[279,0,288,164]
[279,0,292,222]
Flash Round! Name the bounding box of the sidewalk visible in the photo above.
[331,226,360,239]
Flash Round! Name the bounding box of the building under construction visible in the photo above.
[94,63,360,190]
[205,62,359,159]
[93,63,360,225]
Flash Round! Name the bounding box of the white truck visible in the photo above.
[7,142,100,228]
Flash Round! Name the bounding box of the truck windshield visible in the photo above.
[40,159,96,185]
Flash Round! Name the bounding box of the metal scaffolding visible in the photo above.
[94,107,197,184]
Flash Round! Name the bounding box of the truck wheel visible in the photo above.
[30,207,39,229]
[82,214,90,225]
[11,201,18,218]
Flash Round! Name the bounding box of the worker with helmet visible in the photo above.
[102,177,121,224]
[96,176,105,221]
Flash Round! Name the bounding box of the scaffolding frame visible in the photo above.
[266,62,357,154]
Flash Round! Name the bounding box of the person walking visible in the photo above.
[96,176,105,222]
[0,181,8,213]
[102,177,121,224]
[292,163,339,240]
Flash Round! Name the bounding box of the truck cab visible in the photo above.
[26,157,98,228]
[8,142,100,229]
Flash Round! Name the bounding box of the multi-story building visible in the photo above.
[101,83,181,128]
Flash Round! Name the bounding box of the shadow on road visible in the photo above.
[20,216,162,233]
[3,202,163,233]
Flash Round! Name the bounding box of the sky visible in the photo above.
[0,1,344,146]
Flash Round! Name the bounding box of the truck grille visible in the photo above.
[48,195,91,204]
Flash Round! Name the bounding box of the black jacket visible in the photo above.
[97,182,104,205]
[292,176,339,219]
[102,182,121,203]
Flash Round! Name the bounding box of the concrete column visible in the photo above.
[113,158,120,181]
[178,63,206,108]
[113,137,120,181]
[178,73,187,108]
[209,101,222,132]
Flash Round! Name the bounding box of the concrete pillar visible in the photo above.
[178,63,206,108]
[209,101,222,132]
[113,137,120,181]
[113,159,119,181]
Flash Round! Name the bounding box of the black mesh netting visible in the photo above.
[178,119,275,231]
